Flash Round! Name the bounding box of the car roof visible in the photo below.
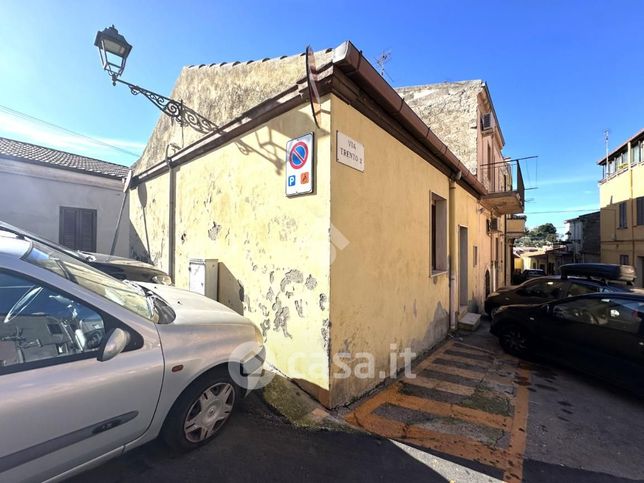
[526,274,628,285]
[574,292,644,301]
[0,230,31,258]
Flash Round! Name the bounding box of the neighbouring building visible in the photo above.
[0,137,130,255]
[564,211,600,263]
[524,245,572,275]
[128,42,524,406]
[398,81,526,295]
[598,129,644,287]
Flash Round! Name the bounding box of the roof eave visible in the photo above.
[332,41,487,197]
[0,154,126,180]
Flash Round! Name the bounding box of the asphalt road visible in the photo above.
[459,319,644,483]
[69,323,644,483]
[68,394,449,483]
[522,357,644,482]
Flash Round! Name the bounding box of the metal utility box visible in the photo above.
[188,258,218,301]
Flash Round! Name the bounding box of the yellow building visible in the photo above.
[128,42,524,406]
[598,129,644,288]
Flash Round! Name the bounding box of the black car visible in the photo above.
[0,221,172,285]
[522,269,546,281]
[490,292,644,392]
[484,263,636,317]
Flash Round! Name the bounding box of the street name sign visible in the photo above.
[336,131,364,172]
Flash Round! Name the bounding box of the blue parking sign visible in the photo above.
[288,175,296,187]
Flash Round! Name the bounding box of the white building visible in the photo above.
[0,137,130,256]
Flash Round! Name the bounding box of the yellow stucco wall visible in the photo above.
[600,163,644,287]
[130,91,514,407]
[130,99,334,394]
[454,190,504,307]
[327,95,500,405]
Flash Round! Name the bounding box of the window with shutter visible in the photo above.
[59,207,97,252]
[618,202,627,229]
[637,197,644,226]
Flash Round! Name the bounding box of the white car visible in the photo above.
[0,231,264,483]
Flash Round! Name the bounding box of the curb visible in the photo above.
[259,374,356,432]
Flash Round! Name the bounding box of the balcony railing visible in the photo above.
[481,160,525,215]
[506,214,526,238]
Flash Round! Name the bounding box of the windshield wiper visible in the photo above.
[77,251,96,262]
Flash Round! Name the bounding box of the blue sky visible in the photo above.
[1,0,642,233]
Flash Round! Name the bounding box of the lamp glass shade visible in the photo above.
[94,25,132,79]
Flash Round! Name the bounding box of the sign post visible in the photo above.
[110,169,133,256]
[285,133,314,197]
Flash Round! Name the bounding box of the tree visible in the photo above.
[517,223,560,247]
[530,223,557,239]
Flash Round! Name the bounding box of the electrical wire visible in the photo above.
[525,208,599,215]
[0,104,142,158]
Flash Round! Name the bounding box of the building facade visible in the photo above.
[598,129,644,287]
[398,81,526,298]
[564,211,600,263]
[128,42,524,406]
[0,137,130,256]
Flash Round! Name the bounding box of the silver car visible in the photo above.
[0,231,264,483]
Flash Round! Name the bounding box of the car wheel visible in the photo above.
[489,307,499,319]
[162,367,238,451]
[499,325,531,358]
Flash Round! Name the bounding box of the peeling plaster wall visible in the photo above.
[130,171,170,266]
[133,49,334,176]
[328,95,455,407]
[130,100,333,396]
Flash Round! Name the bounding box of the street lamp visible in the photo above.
[94,25,217,134]
[94,25,132,83]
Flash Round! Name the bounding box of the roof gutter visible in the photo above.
[331,41,488,197]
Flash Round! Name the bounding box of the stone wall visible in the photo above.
[397,81,482,175]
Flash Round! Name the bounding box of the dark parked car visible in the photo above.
[484,263,636,317]
[522,269,546,281]
[0,221,171,285]
[490,292,644,393]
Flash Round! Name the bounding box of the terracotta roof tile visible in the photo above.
[0,137,129,179]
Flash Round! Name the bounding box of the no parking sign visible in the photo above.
[285,133,314,197]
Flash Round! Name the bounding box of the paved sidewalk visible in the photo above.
[345,337,531,483]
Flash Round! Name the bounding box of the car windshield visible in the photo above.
[22,240,157,322]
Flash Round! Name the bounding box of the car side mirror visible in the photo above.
[98,328,130,362]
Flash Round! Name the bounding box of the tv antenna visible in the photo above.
[376,50,392,78]
[603,128,610,163]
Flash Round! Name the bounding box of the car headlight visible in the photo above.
[152,274,173,285]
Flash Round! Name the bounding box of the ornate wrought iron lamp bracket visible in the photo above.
[112,76,218,135]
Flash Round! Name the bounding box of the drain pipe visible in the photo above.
[448,171,461,331]
[166,143,181,282]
